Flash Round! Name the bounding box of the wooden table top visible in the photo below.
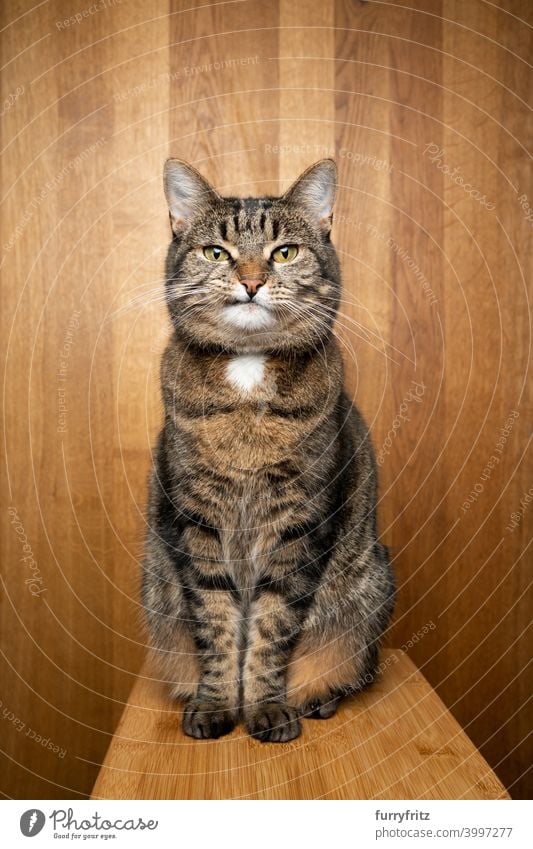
[91,650,509,800]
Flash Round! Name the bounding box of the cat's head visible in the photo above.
[163,159,341,354]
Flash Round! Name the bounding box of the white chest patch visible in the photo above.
[226,354,267,393]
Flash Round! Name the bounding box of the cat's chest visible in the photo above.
[182,354,299,468]
[167,346,329,470]
[225,353,268,393]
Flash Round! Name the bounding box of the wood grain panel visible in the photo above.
[1,0,531,799]
[168,0,281,194]
[333,0,532,799]
[279,0,335,181]
[0,0,170,799]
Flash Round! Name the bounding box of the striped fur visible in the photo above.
[142,160,395,742]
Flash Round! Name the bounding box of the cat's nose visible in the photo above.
[241,279,265,299]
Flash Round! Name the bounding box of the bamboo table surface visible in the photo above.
[91,650,509,800]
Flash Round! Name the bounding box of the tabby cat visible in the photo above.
[142,158,395,742]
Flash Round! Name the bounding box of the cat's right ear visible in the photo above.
[163,159,220,235]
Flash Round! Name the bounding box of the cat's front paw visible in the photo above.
[245,703,301,743]
[182,700,237,740]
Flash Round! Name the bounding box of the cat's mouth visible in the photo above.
[220,300,277,331]
[227,297,266,307]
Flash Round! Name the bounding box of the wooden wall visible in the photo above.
[1,0,531,799]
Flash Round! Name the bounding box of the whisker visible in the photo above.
[282,295,413,364]
[278,300,404,367]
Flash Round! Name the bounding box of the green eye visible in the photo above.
[272,244,298,263]
[203,245,230,262]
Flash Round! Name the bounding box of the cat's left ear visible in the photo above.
[283,159,337,234]
[163,159,220,235]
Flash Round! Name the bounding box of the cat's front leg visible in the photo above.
[181,570,241,739]
[242,584,306,743]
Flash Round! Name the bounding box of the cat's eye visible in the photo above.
[203,245,230,262]
[271,244,299,264]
